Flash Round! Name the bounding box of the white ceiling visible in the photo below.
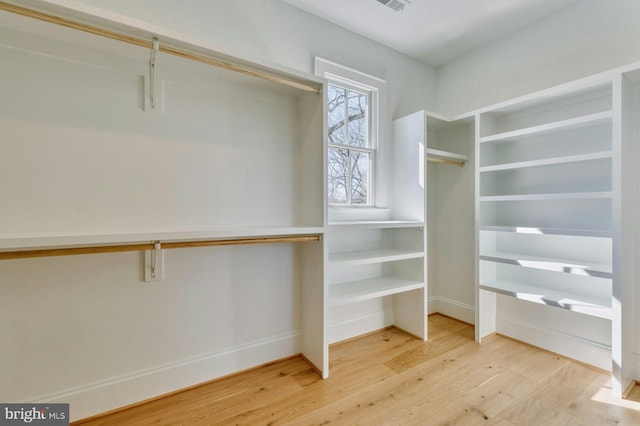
[283,0,579,67]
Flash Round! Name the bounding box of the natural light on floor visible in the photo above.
[592,379,640,412]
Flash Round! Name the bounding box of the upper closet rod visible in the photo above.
[427,156,465,167]
[0,1,320,94]
[0,235,321,260]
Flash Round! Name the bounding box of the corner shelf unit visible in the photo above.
[476,77,619,376]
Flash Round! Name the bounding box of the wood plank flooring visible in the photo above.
[74,315,640,425]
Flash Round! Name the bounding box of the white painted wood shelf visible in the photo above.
[479,226,612,238]
[479,151,612,173]
[479,110,612,144]
[328,220,424,229]
[479,192,612,202]
[479,280,611,320]
[479,251,612,279]
[329,277,424,306]
[329,249,424,266]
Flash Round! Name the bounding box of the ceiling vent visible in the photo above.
[376,0,410,12]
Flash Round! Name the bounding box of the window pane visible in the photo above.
[347,90,367,147]
[327,85,346,145]
[351,151,369,204]
[328,147,349,204]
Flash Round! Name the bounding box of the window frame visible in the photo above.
[315,58,386,208]
[327,81,374,205]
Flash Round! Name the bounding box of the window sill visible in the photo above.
[328,206,391,223]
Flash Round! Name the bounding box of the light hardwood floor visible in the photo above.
[74,315,640,425]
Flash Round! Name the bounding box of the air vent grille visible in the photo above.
[376,0,408,12]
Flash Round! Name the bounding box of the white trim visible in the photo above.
[633,352,640,381]
[316,57,388,210]
[328,308,393,344]
[496,314,611,371]
[314,57,386,87]
[28,332,301,422]
[429,296,475,324]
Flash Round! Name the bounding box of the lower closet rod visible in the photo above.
[0,234,321,260]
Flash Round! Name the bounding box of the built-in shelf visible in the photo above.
[479,280,611,320]
[479,251,612,278]
[328,220,424,229]
[479,192,612,202]
[480,226,612,238]
[329,277,424,306]
[479,110,612,143]
[479,151,612,173]
[329,249,424,266]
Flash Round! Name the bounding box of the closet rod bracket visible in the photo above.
[145,241,164,282]
[145,37,162,114]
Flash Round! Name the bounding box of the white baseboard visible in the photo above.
[429,296,475,324]
[328,309,393,344]
[633,352,640,382]
[31,332,301,422]
[497,315,611,371]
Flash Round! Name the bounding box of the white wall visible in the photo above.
[427,122,475,323]
[436,0,640,116]
[61,0,437,120]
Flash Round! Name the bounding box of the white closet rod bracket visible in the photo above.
[145,241,164,282]
[150,38,159,109]
[145,37,162,114]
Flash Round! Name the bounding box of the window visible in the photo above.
[315,58,386,207]
[327,83,372,204]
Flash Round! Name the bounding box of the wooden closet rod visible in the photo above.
[0,235,321,260]
[427,156,465,167]
[0,1,320,94]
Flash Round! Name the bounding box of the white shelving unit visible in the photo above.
[476,78,617,373]
[325,110,430,346]
[326,220,427,343]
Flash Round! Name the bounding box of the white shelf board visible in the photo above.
[426,148,469,162]
[479,280,611,320]
[479,251,612,279]
[329,249,424,266]
[479,111,612,144]
[479,192,612,202]
[479,151,612,173]
[480,226,612,238]
[328,220,424,229]
[329,277,424,306]
[0,226,325,252]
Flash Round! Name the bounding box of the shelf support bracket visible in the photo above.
[145,37,162,114]
[145,241,164,282]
